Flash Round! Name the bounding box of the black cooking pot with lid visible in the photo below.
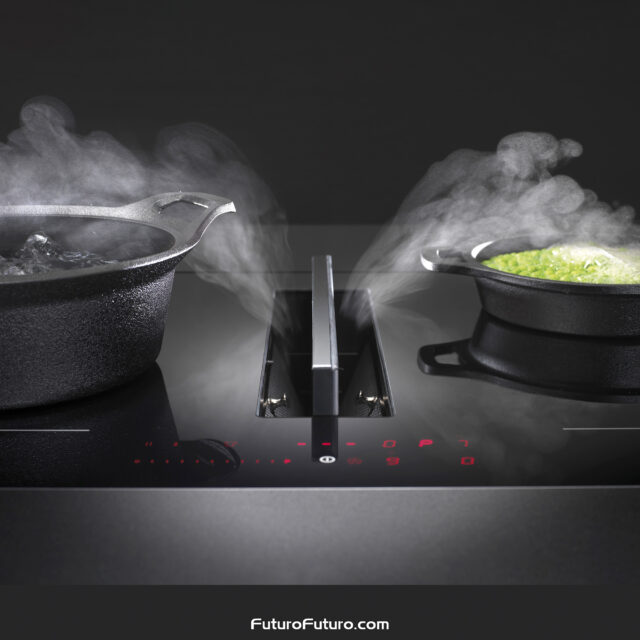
[0,192,234,409]
[421,235,640,337]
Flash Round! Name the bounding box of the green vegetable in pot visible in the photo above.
[481,245,640,284]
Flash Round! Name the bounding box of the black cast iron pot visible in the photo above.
[418,311,640,403]
[421,236,640,337]
[0,192,234,409]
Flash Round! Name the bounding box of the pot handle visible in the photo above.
[421,246,494,279]
[121,192,236,249]
[418,340,503,387]
[418,340,576,400]
[417,340,474,378]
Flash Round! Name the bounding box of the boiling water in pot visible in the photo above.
[0,233,115,276]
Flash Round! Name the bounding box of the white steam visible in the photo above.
[346,131,636,313]
[0,96,290,322]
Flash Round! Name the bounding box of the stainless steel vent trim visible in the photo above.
[312,255,339,415]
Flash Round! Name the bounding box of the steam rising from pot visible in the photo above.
[346,131,636,316]
[0,96,290,323]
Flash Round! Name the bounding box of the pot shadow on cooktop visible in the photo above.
[419,311,640,404]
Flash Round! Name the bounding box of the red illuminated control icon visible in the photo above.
[283,459,292,464]
[347,457,363,465]
[382,440,397,448]
[460,457,475,466]
[458,439,469,448]
[418,439,433,447]
[297,442,307,446]
[386,457,400,466]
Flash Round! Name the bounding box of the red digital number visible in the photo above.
[386,457,400,466]
[460,457,475,466]
[458,439,469,448]
[382,440,397,448]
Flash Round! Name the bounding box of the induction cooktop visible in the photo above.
[3,257,640,489]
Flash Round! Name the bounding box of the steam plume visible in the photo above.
[346,132,635,314]
[0,96,290,322]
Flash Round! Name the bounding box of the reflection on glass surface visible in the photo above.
[419,311,640,403]
[0,365,239,486]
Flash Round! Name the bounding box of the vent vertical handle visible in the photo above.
[312,255,339,416]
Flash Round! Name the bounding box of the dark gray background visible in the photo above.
[0,0,637,224]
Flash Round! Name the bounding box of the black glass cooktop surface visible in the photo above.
[3,270,640,487]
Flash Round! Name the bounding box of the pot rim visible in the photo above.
[422,234,640,294]
[0,192,235,287]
